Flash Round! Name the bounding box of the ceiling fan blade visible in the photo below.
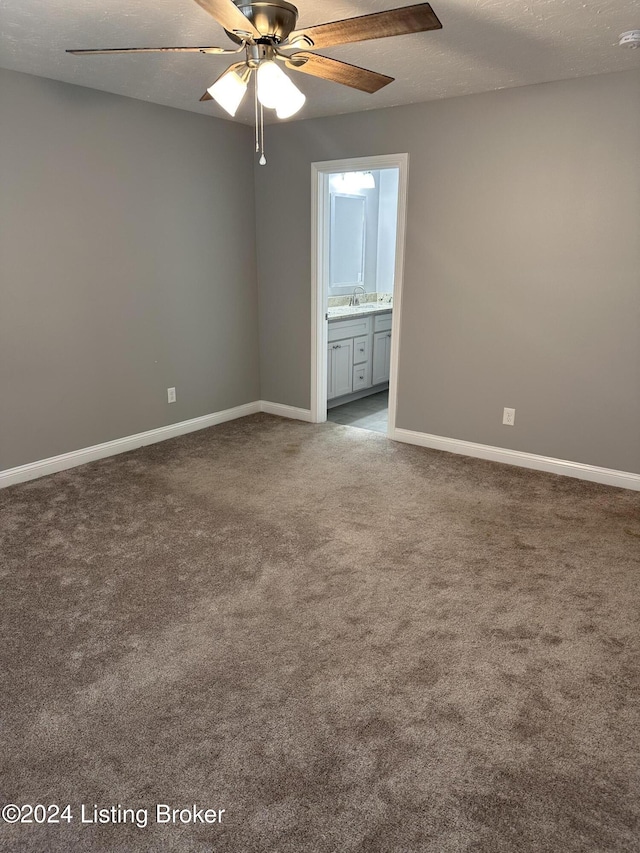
[285,52,393,94]
[286,3,441,49]
[67,46,234,55]
[192,0,261,39]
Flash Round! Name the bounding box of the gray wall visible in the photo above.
[0,69,259,470]
[3,68,639,475]
[255,69,640,473]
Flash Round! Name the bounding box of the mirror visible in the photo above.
[329,194,366,289]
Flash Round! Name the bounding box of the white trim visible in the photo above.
[393,427,640,491]
[0,400,318,489]
[310,153,409,433]
[259,401,313,422]
[5,402,635,492]
[385,156,409,438]
[0,402,261,489]
[310,164,328,424]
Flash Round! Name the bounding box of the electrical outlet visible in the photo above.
[503,407,515,426]
[167,387,176,404]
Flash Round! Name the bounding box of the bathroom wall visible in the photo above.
[375,169,400,295]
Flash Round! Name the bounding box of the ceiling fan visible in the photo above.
[67,0,442,162]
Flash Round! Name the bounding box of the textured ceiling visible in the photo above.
[1,0,638,124]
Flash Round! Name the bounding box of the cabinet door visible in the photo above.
[332,339,353,398]
[372,331,392,385]
[327,343,335,400]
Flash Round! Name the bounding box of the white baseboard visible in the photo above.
[259,401,313,422]
[0,401,261,489]
[393,427,640,491]
[9,404,632,493]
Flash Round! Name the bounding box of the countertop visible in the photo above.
[327,303,392,320]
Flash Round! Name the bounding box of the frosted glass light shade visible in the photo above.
[207,69,248,117]
[257,60,305,118]
[275,84,305,119]
[256,61,282,109]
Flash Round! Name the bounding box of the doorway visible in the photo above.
[326,389,390,434]
[310,154,409,436]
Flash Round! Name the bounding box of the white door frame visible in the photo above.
[310,153,409,435]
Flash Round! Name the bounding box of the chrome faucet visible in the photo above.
[350,285,366,306]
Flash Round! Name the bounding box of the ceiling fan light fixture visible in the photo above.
[207,66,251,116]
[257,60,305,117]
[330,171,376,192]
[275,84,306,118]
[66,0,445,161]
[256,60,286,109]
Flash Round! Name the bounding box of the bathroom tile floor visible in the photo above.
[326,390,389,435]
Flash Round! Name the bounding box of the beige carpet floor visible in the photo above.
[1,414,639,852]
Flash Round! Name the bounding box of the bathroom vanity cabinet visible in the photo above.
[327,310,391,403]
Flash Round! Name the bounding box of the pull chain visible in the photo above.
[259,101,266,166]
[254,72,259,153]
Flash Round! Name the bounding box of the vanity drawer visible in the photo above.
[353,362,371,391]
[373,312,392,333]
[328,315,372,342]
[353,335,369,365]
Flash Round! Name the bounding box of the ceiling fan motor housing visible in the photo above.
[226,0,299,43]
